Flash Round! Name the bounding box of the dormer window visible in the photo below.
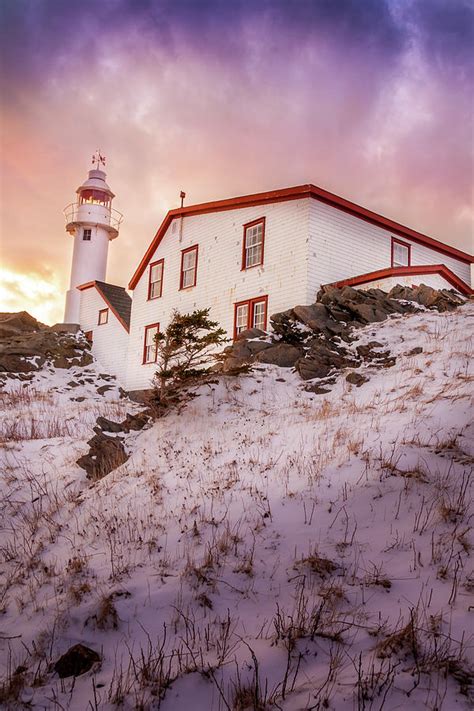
[242,218,265,270]
[83,228,92,241]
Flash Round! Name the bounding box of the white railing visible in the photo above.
[63,202,124,231]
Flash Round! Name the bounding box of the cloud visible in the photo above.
[0,0,472,321]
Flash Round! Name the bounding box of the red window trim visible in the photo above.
[241,217,266,271]
[142,322,160,365]
[148,258,164,300]
[179,245,199,290]
[233,295,268,340]
[98,308,108,325]
[84,330,93,343]
[391,237,411,267]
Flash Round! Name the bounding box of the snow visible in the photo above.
[1,304,473,709]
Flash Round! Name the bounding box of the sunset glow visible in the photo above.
[0,268,63,325]
[0,0,472,322]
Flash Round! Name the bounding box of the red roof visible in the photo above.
[128,183,474,290]
[327,264,474,296]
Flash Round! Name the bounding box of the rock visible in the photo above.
[407,346,423,355]
[235,327,266,341]
[121,412,150,432]
[356,342,384,359]
[228,340,252,360]
[296,338,358,380]
[0,311,47,337]
[297,358,331,380]
[97,384,113,396]
[96,416,123,433]
[346,302,389,323]
[269,310,308,344]
[54,644,101,679]
[246,341,272,355]
[256,343,302,367]
[293,303,330,331]
[77,432,129,480]
[346,372,369,387]
[50,323,80,334]
[305,384,332,394]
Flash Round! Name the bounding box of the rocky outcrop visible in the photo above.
[387,284,465,311]
[221,284,466,389]
[0,311,48,338]
[0,312,93,375]
[77,411,151,480]
[76,432,129,481]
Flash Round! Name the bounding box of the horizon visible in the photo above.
[1,0,473,324]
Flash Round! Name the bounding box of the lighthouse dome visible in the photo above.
[77,169,115,198]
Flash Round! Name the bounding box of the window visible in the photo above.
[242,218,265,269]
[83,228,92,241]
[391,237,411,267]
[180,245,198,289]
[234,296,268,339]
[98,308,108,325]
[143,323,160,364]
[148,259,164,299]
[84,330,93,343]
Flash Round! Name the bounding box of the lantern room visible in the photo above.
[64,166,123,239]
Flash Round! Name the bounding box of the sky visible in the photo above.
[0,0,473,324]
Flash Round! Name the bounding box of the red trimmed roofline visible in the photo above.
[128,183,473,290]
[77,281,130,332]
[326,264,473,296]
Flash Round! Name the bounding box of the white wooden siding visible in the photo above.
[126,199,310,391]
[79,288,129,384]
[356,274,460,293]
[307,200,471,301]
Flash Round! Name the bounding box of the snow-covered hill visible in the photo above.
[1,304,473,710]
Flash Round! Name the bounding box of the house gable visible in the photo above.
[128,183,473,290]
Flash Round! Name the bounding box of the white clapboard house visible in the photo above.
[63,165,473,392]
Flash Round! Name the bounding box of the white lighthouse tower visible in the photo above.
[63,152,123,324]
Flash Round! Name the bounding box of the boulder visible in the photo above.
[77,432,129,481]
[269,310,308,345]
[54,644,101,679]
[293,303,330,332]
[235,327,267,341]
[296,338,358,381]
[246,340,272,355]
[97,384,113,396]
[346,372,369,387]
[256,343,302,367]
[121,411,150,432]
[96,416,123,433]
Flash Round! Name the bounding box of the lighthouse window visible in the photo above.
[98,308,109,325]
[83,228,92,241]
[80,189,110,206]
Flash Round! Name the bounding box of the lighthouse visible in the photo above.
[63,152,123,324]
